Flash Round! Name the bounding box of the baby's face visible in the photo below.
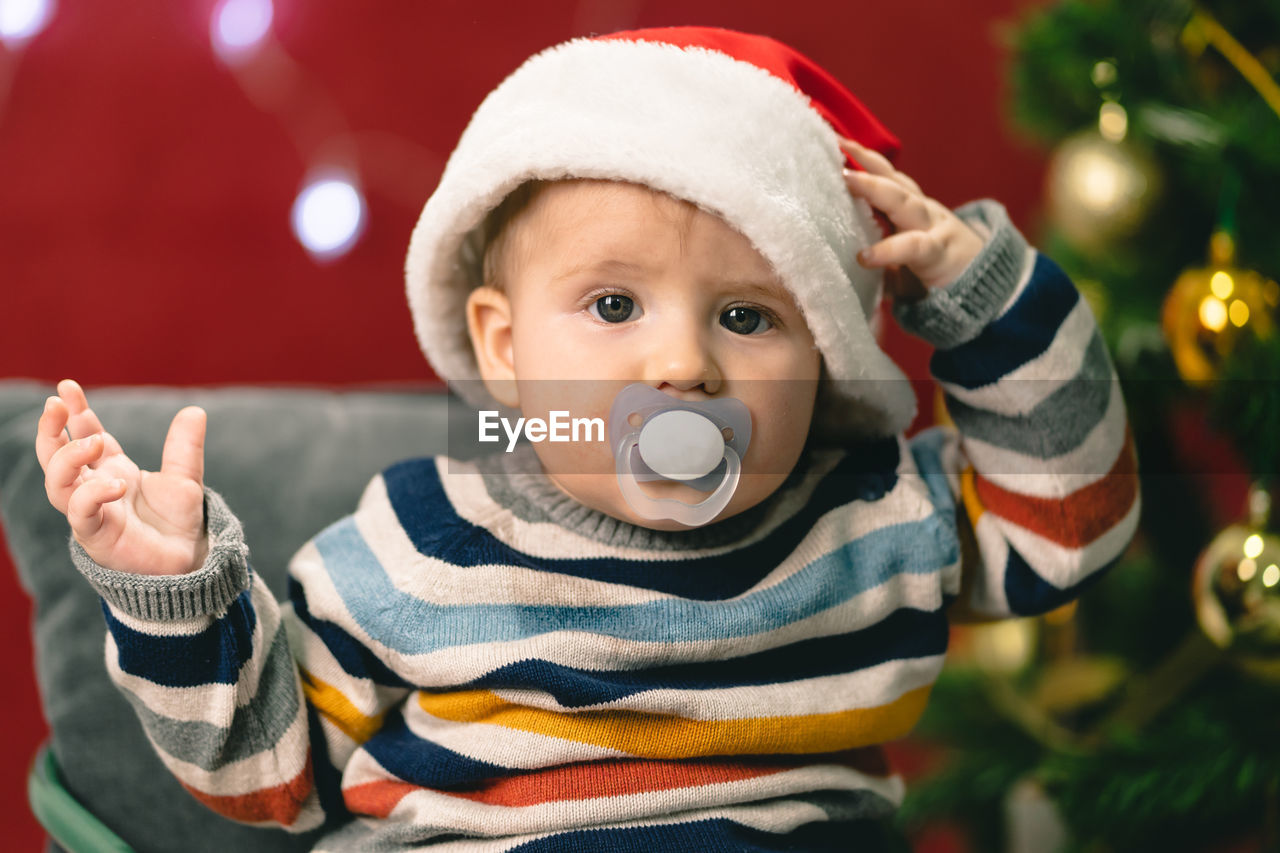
[468,180,822,529]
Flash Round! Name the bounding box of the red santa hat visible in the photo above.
[405,26,918,438]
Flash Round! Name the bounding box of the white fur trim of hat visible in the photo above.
[405,27,918,439]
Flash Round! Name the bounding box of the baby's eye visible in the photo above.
[590,294,639,323]
[720,306,773,335]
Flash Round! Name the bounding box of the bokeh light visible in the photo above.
[211,0,273,64]
[0,0,55,48]
[291,174,366,260]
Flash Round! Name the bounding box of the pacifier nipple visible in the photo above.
[608,384,752,527]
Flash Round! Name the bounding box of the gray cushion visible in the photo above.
[0,381,456,852]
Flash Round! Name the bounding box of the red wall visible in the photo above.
[0,1,1048,848]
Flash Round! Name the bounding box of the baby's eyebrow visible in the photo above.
[728,278,791,304]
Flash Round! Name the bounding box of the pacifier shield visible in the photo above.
[637,409,725,481]
[608,383,753,527]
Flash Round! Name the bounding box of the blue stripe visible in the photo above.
[509,815,893,852]
[309,505,957,658]
[361,708,505,788]
[459,606,947,706]
[907,427,959,518]
[306,704,350,827]
[931,253,1078,389]
[288,577,410,689]
[1004,547,1117,616]
[381,437,902,602]
[102,588,256,687]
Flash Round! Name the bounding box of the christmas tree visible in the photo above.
[895,2,1280,851]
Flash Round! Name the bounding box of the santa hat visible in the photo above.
[405,26,918,439]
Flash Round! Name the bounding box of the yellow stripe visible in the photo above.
[959,465,985,528]
[417,686,931,758]
[300,670,383,744]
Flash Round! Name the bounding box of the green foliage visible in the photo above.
[1046,672,1280,851]
[903,3,1280,848]
[1208,330,1280,478]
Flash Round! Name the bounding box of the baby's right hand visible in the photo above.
[36,379,209,576]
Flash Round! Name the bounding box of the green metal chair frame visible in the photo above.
[28,743,134,853]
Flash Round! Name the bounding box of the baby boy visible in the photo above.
[36,27,1139,852]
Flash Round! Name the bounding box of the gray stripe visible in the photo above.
[121,623,301,772]
[798,788,898,822]
[893,199,1029,350]
[72,486,250,620]
[944,330,1116,461]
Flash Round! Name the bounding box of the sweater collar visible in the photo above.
[472,443,839,552]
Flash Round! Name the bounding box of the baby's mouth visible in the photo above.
[607,384,752,528]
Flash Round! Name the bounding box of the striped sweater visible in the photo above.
[72,201,1140,851]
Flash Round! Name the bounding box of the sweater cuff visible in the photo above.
[891,198,1029,350]
[69,486,251,621]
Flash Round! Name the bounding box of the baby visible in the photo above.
[35,27,1139,852]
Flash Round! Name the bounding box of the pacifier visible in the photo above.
[608,383,752,527]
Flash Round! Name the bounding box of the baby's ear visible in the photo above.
[465,286,520,408]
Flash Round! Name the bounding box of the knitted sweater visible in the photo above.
[72,201,1140,852]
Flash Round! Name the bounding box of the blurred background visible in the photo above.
[2,0,1278,850]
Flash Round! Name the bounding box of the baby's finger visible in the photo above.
[843,170,933,233]
[67,476,128,542]
[44,434,105,513]
[160,406,206,485]
[837,137,922,195]
[35,396,71,473]
[857,230,946,271]
[56,379,108,440]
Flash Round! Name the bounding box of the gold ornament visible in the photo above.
[1045,126,1160,251]
[1161,231,1279,386]
[966,617,1038,675]
[1192,484,1280,659]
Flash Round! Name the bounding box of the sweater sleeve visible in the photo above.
[896,199,1140,618]
[69,485,412,832]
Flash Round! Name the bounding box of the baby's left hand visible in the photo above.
[838,136,984,303]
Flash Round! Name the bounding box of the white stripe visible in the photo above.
[992,490,1142,590]
[400,701,630,769]
[105,602,214,636]
[283,601,411,720]
[321,797,837,853]
[355,475,670,606]
[105,574,280,726]
[486,654,945,720]
[363,567,951,686]
[991,245,1038,322]
[942,295,1098,415]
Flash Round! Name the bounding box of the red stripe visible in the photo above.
[344,779,419,819]
[182,753,313,826]
[343,748,889,813]
[975,427,1138,549]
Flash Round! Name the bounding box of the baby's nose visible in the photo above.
[643,328,722,396]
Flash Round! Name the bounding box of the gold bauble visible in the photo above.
[1192,523,1280,656]
[967,617,1038,675]
[1161,233,1279,386]
[1046,129,1161,250]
